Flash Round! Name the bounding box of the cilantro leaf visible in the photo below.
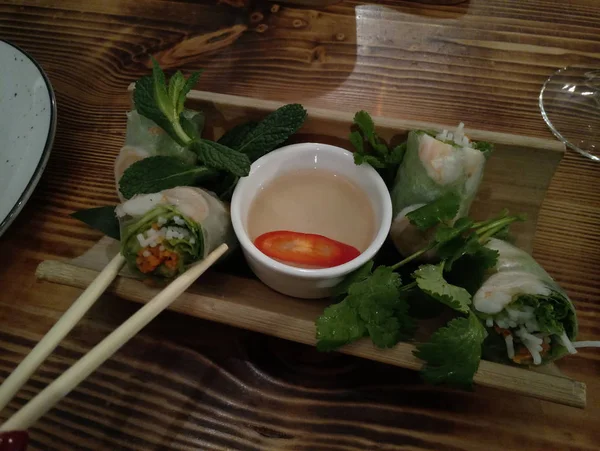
[191,140,251,177]
[236,104,307,161]
[406,191,461,231]
[353,110,376,143]
[316,266,414,351]
[366,317,412,348]
[388,142,407,164]
[332,260,374,297]
[349,111,404,185]
[316,301,366,352]
[118,156,218,199]
[413,263,472,314]
[414,312,486,388]
[218,121,258,149]
[349,130,364,155]
[434,217,474,243]
[71,206,120,240]
[445,250,496,295]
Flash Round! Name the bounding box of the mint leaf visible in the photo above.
[177,71,201,114]
[332,260,373,297]
[71,206,120,240]
[218,121,258,149]
[118,156,218,199]
[406,191,461,231]
[133,60,200,146]
[134,76,180,143]
[151,58,171,119]
[414,312,486,388]
[180,112,204,142]
[168,71,186,111]
[316,301,366,351]
[236,104,307,161]
[191,140,251,177]
[413,263,471,314]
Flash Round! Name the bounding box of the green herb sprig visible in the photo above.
[315,191,525,387]
[119,59,307,200]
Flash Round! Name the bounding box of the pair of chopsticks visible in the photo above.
[0,244,228,433]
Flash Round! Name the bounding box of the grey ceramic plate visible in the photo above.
[0,40,57,237]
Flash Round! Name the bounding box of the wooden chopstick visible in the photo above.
[0,253,126,413]
[0,243,228,432]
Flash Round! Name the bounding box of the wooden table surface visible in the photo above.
[1,0,599,449]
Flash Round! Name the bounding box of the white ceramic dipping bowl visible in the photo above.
[231,142,392,299]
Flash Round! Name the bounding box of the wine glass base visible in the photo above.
[539,67,600,162]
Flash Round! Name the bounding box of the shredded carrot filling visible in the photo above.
[136,246,179,273]
[494,326,511,337]
[512,342,550,364]
[494,326,551,364]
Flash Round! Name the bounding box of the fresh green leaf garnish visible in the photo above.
[471,141,494,156]
[180,112,204,142]
[316,266,414,350]
[235,104,307,161]
[316,301,366,352]
[406,191,461,231]
[134,59,201,147]
[434,217,474,243]
[119,156,218,199]
[332,260,374,297]
[413,263,472,314]
[511,293,571,336]
[218,121,258,149]
[414,312,486,388]
[71,206,120,240]
[191,140,251,177]
[349,111,405,184]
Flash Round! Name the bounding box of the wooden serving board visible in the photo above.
[36,90,587,409]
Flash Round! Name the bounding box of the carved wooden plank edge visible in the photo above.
[127,83,566,153]
[35,260,587,409]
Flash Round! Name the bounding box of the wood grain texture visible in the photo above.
[1,0,600,450]
[35,258,587,409]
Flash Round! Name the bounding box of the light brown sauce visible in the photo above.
[247,169,376,253]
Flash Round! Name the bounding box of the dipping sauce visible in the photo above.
[247,168,376,267]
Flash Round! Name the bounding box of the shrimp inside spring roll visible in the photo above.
[390,124,488,257]
[117,187,235,278]
[473,238,578,365]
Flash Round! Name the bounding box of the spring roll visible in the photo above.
[114,110,203,193]
[473,238,578,365]
[116,186,235,278]
[389,124,489,256]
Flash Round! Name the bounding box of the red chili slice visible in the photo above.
[254,231,361,268]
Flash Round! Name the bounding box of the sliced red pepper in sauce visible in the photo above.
[253,230,361,268]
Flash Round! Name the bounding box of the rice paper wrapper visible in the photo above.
[476,238,578,364]
[117,186,236,278]
[389,130,487,256]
